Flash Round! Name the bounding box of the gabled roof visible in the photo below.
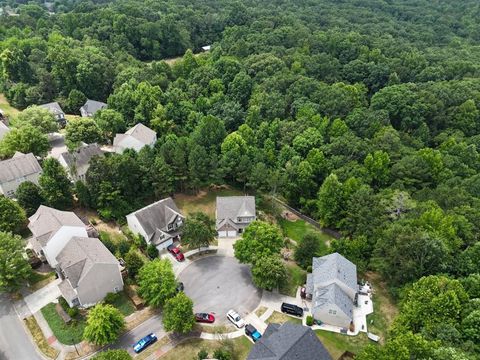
[127,197,184,239]
[114,123,156,148]
[58,143,103,173]
[216,196,255,226]
[0,121,9,140]
[28,206,85,246]
[0,152,42,183]
[80,100,107,116]
[312,283,353,318]
[39,102,64,115]
[56,237,118,288]
[312,253,357,295]
[247,322,332,360]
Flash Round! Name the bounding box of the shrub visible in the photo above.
[67,307,79,317]
[197,349,208,360]
[104,292,120,304]
[147,244,159,259]
[59,296,69,311]
[118,239,131,256]
[306,265,312,273]
[306,315,314,326]
[213,348,232,360]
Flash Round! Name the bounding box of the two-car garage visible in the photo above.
[218,229,237,238]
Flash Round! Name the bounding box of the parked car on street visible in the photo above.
[133,333,157,353]
[167,245,185,262]
[245,324,262,342]
[281,302,304,317]
[227,309,245,328]
[195,313,215,323]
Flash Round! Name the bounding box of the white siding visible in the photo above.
[126,214,148,242]
[114,137,145,153]
[44,226,88,267]
[313,304,351,328]
[156,238,173,251]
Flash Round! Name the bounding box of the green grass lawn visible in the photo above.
[28,271,56,291]
[161,337,252,360]
[316,330,373,359]
[266,311,303,325]
[41,303,86,345]
[279,262,307,297]
[108,291,135,317]
[175,187,244,218]
[278,218,332,250]
[0,93,20,117]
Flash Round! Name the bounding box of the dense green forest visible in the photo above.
[2,0,480,358]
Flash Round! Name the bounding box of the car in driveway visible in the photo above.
[245,324,262,342]
[195,312,215,323]
[227,309,245,328]
[167,245,185,262]
[133,333,157,353]
[281,302,304,317]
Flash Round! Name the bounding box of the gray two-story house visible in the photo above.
[216,196,256,237]
[126,197,185,251]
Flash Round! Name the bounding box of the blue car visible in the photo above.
[245,324,262,342]
[133,333,157,353]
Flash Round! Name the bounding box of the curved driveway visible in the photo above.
[178,256,261,323]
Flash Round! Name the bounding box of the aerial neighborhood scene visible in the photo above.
[0,0,479,360]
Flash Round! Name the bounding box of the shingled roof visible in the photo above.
[216,196,255,229]
[80,100,107,117]
[39,102,64,115]
[247,322,332,360]
[58,143,103,176]
[0,152,42,184]
[28,206,85,246]
[56,237,118,287]
[312,253,357,294]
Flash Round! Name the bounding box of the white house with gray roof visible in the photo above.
[306,253,358,328]
[113,123,156,153]
[39,102,66,127]
[126,197,185,251]
[247,322,332,360]
[0,152,42,198]
[0,121,9,141]
[216,196,256,237]
[80,99,107,118]
[57,143,104,182]
[56,237,123,308]
[28,206,88,267]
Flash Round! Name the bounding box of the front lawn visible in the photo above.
[28,271,56,291]
[160,337,252,360]
[279,262,306,297]
[108,291,135,317]
[174,187,244,219]
[316,330,373,359]
[41,303,86,345]
[0,93,20,117]
[265,311,302,325]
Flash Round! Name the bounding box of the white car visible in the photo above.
[227,309,245,328]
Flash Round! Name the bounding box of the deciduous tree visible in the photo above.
[83,304,125,345]
[65,117,103,150]
[13,106,58,133]
[137,259,176,307]
[0,196,27,233]
[181,212,216,250]
[251,255,287,290]
[234,221,283,264]
[162,292,195,334]
[0,125,49,158]
[15,181,44,216]
[0,231,32,292]
[39,158,73,209]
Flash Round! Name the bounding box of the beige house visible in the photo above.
[56,237,124,308]
[0,152,42,198]
[28,206,88,267]
[113,123,156,153]
[57,143,104,182]
[216,196,256,237]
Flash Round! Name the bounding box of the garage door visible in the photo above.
[226,230,237,237]
[218,231,227,237]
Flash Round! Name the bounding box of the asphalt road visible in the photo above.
[178,256,262,323]
[107,314,165,356]
[0,294,40,360]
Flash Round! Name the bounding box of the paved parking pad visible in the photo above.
[178,256,262,323]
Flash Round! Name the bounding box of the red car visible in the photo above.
[167,245,185,262]
[195,313,215,323]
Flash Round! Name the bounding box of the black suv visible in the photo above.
[281,302,303,317]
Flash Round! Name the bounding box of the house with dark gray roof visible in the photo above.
[28,206,88,267]
[126,197,185,250]
[0,152,42,198]
[57,143,104,182]
[216,196,256,237]
[306,253,358,328]
[56,237,123,307]
[113,123,156,153]
[247,322,332,360]
[80,99,107,118]
[39,102,66,127]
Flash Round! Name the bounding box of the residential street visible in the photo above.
[0,294,40,360]
[108,314,166,356]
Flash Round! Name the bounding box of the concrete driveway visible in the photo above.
[178,256,262,323]
[24,278,61,314]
